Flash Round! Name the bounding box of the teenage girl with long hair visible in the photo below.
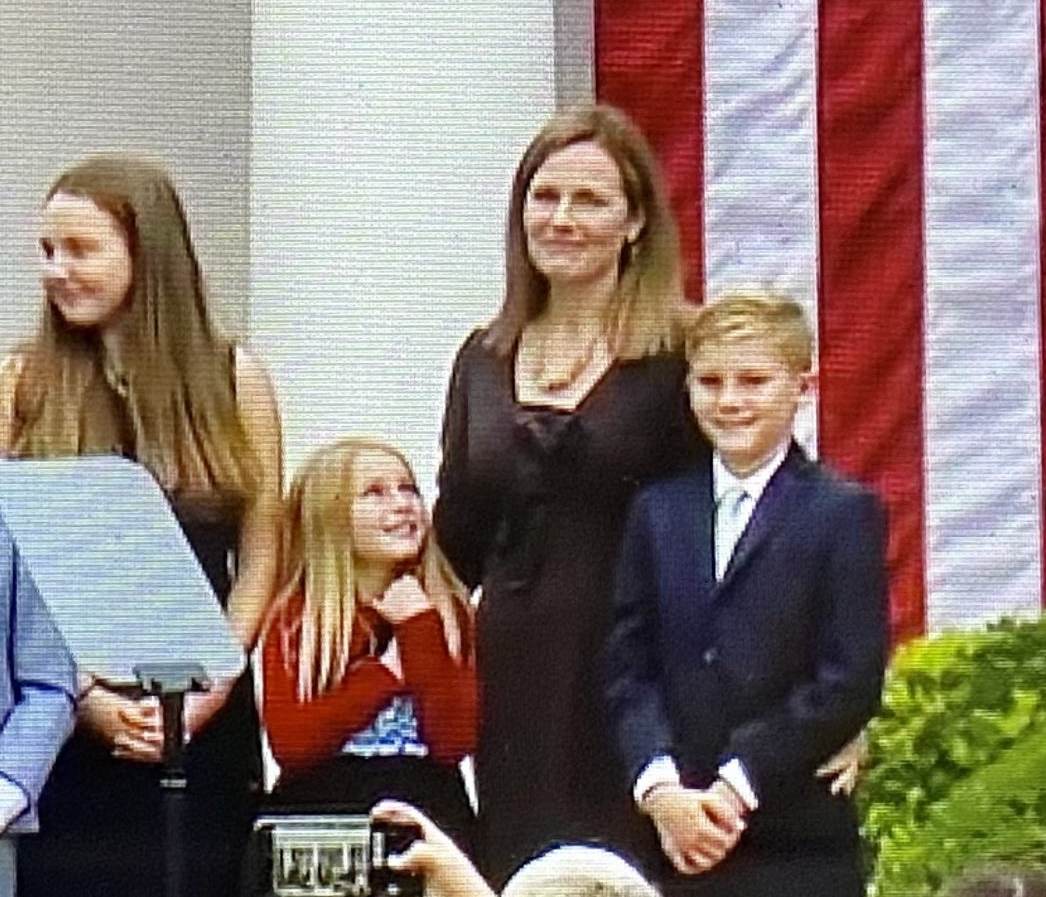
[3,155,282,897]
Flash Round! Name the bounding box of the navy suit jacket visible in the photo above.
[605,444,888,851]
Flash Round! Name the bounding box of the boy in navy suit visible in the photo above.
[605,295,888,897]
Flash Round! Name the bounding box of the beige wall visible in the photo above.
[0,0,252,353]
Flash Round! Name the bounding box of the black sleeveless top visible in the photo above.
[18,364,262,897]
[102,362,262,791]
[174,493,262,792]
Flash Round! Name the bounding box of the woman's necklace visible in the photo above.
[534,328,604,393]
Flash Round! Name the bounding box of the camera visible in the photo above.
[249,813,423,897]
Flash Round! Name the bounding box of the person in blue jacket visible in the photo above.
[0,515,76,896]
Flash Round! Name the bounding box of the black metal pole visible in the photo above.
[134,663,208,897]
[160,690,188,897]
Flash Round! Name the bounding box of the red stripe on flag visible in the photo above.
[594,0,704,301]
[817,1,927,642]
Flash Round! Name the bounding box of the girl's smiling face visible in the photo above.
[349,449,427,572]
[39,191,133,331]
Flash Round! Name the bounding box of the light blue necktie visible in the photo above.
[715,486,751,580]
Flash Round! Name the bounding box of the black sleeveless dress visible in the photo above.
[18,381,261,897]
[433,331,705,887]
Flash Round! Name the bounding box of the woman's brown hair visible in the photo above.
[12,154,257,499]
[486,104,683,359]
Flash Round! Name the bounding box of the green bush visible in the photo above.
[860,616,1046,896]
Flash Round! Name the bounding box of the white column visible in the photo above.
[249,1,558,494]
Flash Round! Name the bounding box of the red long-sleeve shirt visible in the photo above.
[262,595,477,775]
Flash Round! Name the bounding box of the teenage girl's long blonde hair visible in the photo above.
[278,438,472,701]
[11,155,257,500]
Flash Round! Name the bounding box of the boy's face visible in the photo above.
[688,335,810,476]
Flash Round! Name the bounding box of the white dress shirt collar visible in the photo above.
[712,443,790,506]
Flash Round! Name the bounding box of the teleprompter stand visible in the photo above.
[0,457,245,897]
[135,662,211,897]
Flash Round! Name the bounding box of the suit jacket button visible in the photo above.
[702,647,718,666]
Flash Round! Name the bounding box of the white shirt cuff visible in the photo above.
[718,757,759,812]
[633,755,681,806]
[0,778,28,832]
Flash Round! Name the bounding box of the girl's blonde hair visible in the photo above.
[279,438,471,701]
[12,155,257,499]
[487,104,683,360]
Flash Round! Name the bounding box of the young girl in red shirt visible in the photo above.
[262,438,476,847]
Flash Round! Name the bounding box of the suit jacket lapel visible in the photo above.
[714,443,811,599]
[691,460,717,602]
[661,463,716,627]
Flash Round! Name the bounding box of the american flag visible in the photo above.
[595,0,1045,643]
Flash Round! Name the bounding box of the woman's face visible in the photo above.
[39,192,133,331]
[349,450,427,571]
[522,140,640,288]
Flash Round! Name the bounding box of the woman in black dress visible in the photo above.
[1,155,282,897]
[435,106,868,889]
[433,105,702,886]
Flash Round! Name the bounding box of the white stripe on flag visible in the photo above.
[922,0,1043,631]
[703,0,820,454]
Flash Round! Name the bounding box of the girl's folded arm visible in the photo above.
[395,610,477,763]
[262,631,403,772]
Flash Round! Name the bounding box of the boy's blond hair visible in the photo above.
[680,293,813,373]
[502,846,660,897]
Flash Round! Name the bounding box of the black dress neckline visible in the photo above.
[508,335,618,415]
